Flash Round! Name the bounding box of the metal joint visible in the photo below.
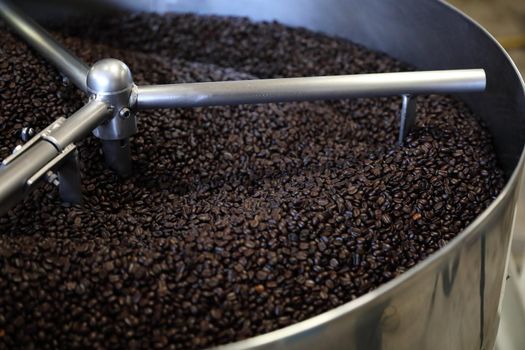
[87,59,138,141]
[86,59,137,176]
[2,118,66,166]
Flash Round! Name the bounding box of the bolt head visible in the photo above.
[20,127,35,142]
[86,59,133,95]
[119,108,131,119]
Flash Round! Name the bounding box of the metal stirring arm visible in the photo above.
[0,0,487,215]
[134,70,486,109]
[133,70,484,147]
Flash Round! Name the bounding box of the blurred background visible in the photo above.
[450,0,525,76]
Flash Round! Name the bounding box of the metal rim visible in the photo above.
[216,1,525,349]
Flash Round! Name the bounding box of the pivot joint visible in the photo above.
[86,58,138,141]
[86,58,137,177]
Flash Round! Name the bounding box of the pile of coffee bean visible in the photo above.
[0,13,504,349]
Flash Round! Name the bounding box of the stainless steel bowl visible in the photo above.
[18,0,525,349]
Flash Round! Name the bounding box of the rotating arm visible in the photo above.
[0,0,90,92]
[134,69,486,110]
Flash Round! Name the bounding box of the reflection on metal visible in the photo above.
[442,254,460,296]
[495,258,525,350]
[135,70,485,109]
[480,235,487,347]
[381,306,400,333]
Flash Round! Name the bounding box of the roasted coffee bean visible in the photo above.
[0,12,504,350]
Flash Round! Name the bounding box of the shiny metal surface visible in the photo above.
[0,101,112,214]
[398,95,417,145]
[87,58,134,96]
[87,58,137,176]
[0,0,89,91]
[87,59,138,141]
[115,1,524,349]
[135,69,486,109]
[50,101,113,148]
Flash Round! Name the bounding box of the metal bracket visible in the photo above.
[398,94,417,145]
[57,147,82,204]
[27,143,82,204]
[2,118,66,167]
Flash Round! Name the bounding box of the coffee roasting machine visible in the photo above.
[0,1,524,349]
